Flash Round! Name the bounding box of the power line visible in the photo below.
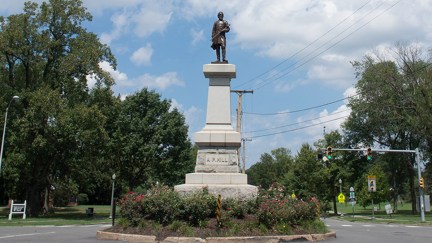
[243,95,355,116]
[244,115,349,139]
[234,0,374,89]
[253,0,400,91]
[244,108,350,133]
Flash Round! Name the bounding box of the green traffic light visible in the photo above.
[327,155,333,159]
[367,155,372,161]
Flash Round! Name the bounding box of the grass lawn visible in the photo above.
[329,201,432,225]
[0,205,115,226]
[0,202,430,228]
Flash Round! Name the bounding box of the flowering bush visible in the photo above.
[118,183,321,230]
[142,185,182,225]
[118,191,146,226]
[257,197,320,228]
[180,190,217,226]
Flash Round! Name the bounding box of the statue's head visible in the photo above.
[218,11,224,19]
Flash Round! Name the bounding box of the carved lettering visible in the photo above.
[205,154,230,165]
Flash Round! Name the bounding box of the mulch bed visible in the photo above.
[104,216,309,241]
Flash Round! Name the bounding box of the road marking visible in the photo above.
[0,232,56,239]
[405,225,420,228]
[341,224,353,227]
[362,225,373,227]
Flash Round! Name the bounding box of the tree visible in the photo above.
[0,0,115,215]
[343,42,432,214]
[112,88,194,190]
[282,144,326,199]
[246,147,293,189]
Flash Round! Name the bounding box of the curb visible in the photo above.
[96,230,336,242]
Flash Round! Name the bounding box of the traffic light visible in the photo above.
[326,147,333,159]
[420,177,424,188]
[367,147,372,161]
[317,151,323,160]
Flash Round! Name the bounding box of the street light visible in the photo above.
[0,96,19,175]
[109,173,116,219]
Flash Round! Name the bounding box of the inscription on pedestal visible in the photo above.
[205,154,230,165]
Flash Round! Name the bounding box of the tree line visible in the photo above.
[247,43,432,215]
[0,0,195,216]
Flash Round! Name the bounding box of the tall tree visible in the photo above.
[246,147,293,189]
[343,43,431,214]
[0,0,115,215]
[112,88,194,190]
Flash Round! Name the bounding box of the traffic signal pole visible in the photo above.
[319,147,425,222]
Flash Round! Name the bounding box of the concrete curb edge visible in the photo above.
[96,230,336,242]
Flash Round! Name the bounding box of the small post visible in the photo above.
[109,174,116,219]
[112,199,116,226]
[216,194,221,227]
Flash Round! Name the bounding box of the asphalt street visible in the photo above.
[0,219,431,242]
[0,224,112,243]
[324,218,432,243]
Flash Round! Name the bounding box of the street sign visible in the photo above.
[368,175,377,192]
[9,200,26,220]
[338,193,345,203]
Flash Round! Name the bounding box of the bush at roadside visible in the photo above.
[118,183,321,231]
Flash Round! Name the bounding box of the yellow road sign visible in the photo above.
[338,193,345,203]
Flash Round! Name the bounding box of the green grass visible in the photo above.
[329,201,432,225]
[0,205,116,226]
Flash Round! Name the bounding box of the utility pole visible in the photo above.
[231,90,253,171]
[231,90,253,133]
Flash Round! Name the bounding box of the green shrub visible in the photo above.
[257,197,320,228]
[180,190,217,226]
[118,191,145,226]
[142,185,182,225]
[117,183,323,232]
[77,193,89,205]
[222,198,249,219]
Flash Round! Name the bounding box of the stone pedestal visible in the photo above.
[175,64,258,200]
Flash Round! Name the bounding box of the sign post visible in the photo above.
[9,200,26,220]
[349,186,355,214]
[368,175,376,219]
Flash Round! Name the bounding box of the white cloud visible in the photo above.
[98,61,129,85]
[191,29,205,46]
[134,72,185,91]
[100,12,130,45]
[98,0,173,44]
[130,44,153,66]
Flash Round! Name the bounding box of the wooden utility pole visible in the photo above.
[231,90,253,133]
[231,90,253,173]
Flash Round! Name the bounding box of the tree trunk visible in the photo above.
[27,184,42,217]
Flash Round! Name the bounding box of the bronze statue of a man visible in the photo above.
[211,11,230,63]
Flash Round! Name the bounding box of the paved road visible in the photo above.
[324,218,432,243]
[0,224,112,243]
[1,219,431,242]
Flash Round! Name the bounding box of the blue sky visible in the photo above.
[2,0,432,168]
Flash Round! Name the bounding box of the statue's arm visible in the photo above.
[224,21,230,33]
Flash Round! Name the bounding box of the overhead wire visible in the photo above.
[234,1,401,139]
[253,0,401,91]
[244,108,350,133]
[234,0,374,89]
[243,95,356,116]
[244,115,349,139]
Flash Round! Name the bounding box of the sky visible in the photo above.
[1,0,432,168]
